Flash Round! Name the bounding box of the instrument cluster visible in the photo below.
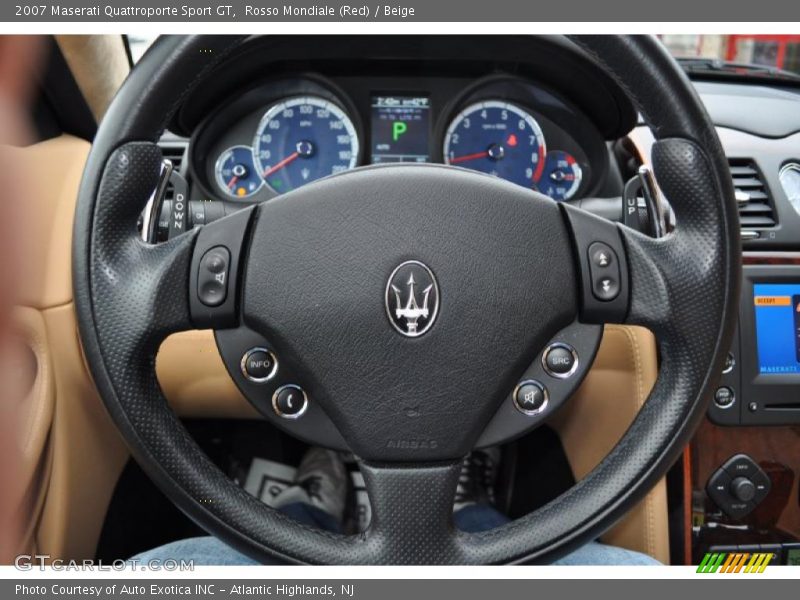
[189,74,608,205]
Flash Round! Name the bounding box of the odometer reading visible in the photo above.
[443,101,546,189]
[252,96,359,194]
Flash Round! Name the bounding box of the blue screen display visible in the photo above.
[753,283,800,375]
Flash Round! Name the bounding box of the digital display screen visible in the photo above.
[787,547,800,566]
[753,283,800,374]
[370,95,430,163]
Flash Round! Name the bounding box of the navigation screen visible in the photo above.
[370,95,430,163]
[787,547,800,566]
[753,283,800,374]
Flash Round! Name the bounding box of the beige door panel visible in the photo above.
[36,303,128,561]
[1,307,55,558]
[9,135,90,309]
[4,135,129,561]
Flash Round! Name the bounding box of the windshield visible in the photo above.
[125,34,800,78]
[661,34,800,78]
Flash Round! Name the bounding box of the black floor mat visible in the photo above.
[96,419,575,560]
[94,419,306,561]
[505,426,576,519]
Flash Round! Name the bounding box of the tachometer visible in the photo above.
[214,145,262,198]
[252,96,359,194]
[535,150,583,201]
[443,101,546,189]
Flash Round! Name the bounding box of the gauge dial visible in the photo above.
[252,96,359,194]
[780,163,800,215]
[215,145,263,198]
[535,150,583,201]
[443,101,546,189]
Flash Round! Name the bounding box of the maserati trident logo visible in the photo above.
[385,260,439,337]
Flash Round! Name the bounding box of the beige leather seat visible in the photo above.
[552,325,669,563]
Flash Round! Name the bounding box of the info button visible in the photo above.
[240,348,278,383]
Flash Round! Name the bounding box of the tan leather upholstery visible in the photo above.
[157,330,258,419]
[4,135,130,562]
[13,135,91,309]
[35,303,128,560]
[1,308,55,558]
[55,36,129,122]
[552,324,669,564]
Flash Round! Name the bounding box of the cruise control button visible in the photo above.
[273,385,308,419]
[204,250,227,274]
[543,343,578,378]
[197,246,230,307]
[240,347,278,383]
[513,380,549,415]
[199,281,226,306]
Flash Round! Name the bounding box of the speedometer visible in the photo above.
[443,101,546,189]
[252,96,359,194]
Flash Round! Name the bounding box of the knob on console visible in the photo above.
[730,476,756,503]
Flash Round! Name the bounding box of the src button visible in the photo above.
[197,246,230,307]
[543,343,579,378]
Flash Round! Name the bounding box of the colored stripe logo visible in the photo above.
[697,552,774,573]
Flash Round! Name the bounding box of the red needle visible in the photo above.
[449,151,489,165]
[262,151,300,178]
[227,176,238,190]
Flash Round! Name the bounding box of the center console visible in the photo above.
[692,254,800,566]
[709,258,800,426]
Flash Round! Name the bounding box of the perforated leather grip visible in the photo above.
[73,35,740,564]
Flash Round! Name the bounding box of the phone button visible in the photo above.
[272,384,309,420]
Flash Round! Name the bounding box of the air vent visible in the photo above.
[728,159,777,229]
[158,142,187,175]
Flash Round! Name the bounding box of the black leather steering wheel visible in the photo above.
[73,35,740,564]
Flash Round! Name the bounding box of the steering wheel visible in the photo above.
[73,35,740,564]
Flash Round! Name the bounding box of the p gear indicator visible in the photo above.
[371,95,431,163]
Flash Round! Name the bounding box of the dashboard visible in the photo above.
[188,73,611,205]
[157,35,637,222]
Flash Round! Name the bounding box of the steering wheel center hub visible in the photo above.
[240,164,579,461]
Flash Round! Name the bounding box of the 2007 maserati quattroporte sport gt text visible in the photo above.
[2,34,800,566]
